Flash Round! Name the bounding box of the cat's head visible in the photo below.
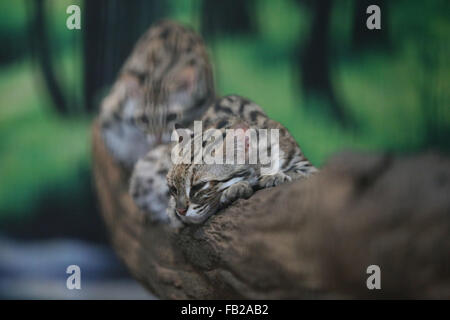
[167,119,254,224]
[135,55,214,145]
[166,162,250,224]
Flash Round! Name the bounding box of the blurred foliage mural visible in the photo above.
[0,0,449,232]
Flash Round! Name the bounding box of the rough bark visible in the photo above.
[92,121,450,299]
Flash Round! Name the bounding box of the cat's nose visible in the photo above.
[176,208,187,215]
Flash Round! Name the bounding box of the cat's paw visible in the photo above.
[129,165,169,224]
[220,181,253,204]
[259,172,292,188]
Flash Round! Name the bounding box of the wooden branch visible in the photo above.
[92,121,450,299]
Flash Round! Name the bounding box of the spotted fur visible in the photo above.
[166,95,318,225]
[100,20,215,168]
[129,144,172,223]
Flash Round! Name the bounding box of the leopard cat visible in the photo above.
[100,20,215,168]
[131,95,317,227]
[130,143,173,223]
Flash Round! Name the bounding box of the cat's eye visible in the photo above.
[190,181,207,196]
[169,186,177,195]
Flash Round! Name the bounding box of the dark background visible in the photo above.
[0,0,448,299]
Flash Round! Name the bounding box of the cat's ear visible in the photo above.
[228,120,253,157]
[176,66,196,93]
[170,65,198,99]
[230,121,250,132]
[121,73,141,96]
[230,121,251,148]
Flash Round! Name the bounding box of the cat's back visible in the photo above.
[122,20,211,79]
[201,95,304,159]
[202,95,269,128]
[99,20,214,167]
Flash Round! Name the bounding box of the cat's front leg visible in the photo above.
[220,181,253,205]
[129,147,172,223]
[129,171,169,223]
[258,172,292,189]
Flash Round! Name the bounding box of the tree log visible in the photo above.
[92,121,450,299]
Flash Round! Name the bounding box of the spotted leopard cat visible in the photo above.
[130,143,173,223]
[131,95,317,226]
[100,20,214,168]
